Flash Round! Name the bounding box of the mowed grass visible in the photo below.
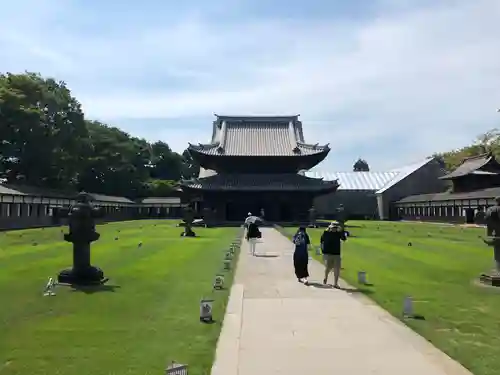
[0,220,240,375]
[293,221,500,375]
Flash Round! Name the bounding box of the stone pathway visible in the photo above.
[211,228,473,375]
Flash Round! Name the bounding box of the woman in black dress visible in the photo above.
[292,226,311,284]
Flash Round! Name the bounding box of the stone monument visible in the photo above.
[480,197,500,286]
[202,206,214,228]
[58,193,107,285]
[308,206,317,228]
[336,204,346,229]
[181,205,196,237]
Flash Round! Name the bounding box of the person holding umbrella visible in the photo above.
[245,213,261,256]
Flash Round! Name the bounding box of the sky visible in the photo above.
[1,0,500,172]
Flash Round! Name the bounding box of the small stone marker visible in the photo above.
[224,251,232,260]
[315,246,321,256]
[200,298,214,323]
[403,296,413,317]
[166,361,188,375]
[213,274,224,290]
[223,259,231,270]
[43,277,57,296]
[357,271,367,284]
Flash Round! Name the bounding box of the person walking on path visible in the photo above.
[320,221,347,288]
[246,220,261,256]
[292,226,311,284]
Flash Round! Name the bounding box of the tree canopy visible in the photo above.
[433,128,500,171]
[0,72,197,198]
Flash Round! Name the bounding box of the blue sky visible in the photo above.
[1,0,500,172]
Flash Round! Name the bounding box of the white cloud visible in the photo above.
[1,0,500,170]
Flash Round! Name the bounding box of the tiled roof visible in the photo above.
[140,197,181,205]
[306,158,435,193]
[198,167,217,178]
[181,173,339,192]
[0,184,134,203]
[304,171,398,191]
[88,193,135,203]
[189,115,329,157]
[440,153,500,179]
[396,186,500,203]
[377,158,434,194]
[0,184,72,198]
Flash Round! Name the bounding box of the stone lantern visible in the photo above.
[166,361,188,375]
[308,206,317,228]
[57,192,107,285]
[480,197,500,286]
[181,205,196,237]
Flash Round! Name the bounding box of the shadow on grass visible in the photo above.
[341,286,375,295]
[200,319,218,325]
[69,284,121,294]
[406,314,426,321]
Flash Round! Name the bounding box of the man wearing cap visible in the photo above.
[320,221,347,288]
[484,197,500,274]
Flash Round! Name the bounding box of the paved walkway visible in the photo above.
[211,228,473,375]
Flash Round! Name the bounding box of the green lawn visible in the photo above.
[0,220,240,375]
[287,221,500,375]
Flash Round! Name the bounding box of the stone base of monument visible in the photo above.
[181,229,196,237]
[58,266,108,286]
[479,273,500,287]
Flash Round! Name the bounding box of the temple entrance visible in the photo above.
[210,192,316,222]
[223,198,278,221]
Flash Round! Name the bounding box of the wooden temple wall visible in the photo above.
[393,198,493,225]
[0,194,184,231]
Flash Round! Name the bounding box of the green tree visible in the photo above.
[144,179,179,196]
[0,72,88,188]
[149,141,184,181]
[77,121,151,198]
[433,129,500,171]
[181,148,200,179]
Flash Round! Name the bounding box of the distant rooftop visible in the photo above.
[306,158,434,193]
[440,152,500,180]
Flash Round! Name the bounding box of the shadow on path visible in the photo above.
[307,282,375,295]
[254,254,280,258]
